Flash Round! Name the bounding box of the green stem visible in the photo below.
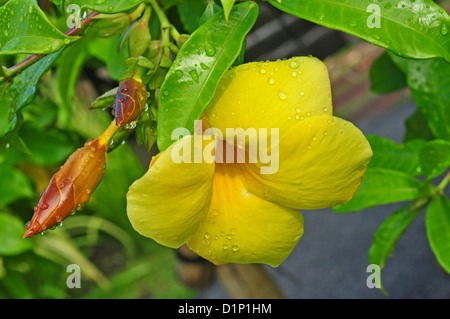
[437,169,450,192]
[148,0,171,28]
[0,11,100,85]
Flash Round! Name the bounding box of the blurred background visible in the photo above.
[0,0,449,299]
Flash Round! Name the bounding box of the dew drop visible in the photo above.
[175,70,183,78]
[323,107,328,112]
[259,68,267,75]
[441,24,448,36]
[189,69,199,83]
[291,71,298,77]
[25,221,31,229]
[278,91,287,100]
[41,203,49,210]
[268,78,275,85]
[231,245,240,252]
[289,61,299,69]
[299,91,305,96]
[223,244,228,250]
[295,114,300,120]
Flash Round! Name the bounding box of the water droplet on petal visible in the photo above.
[289,61,299,69]
[232,245,240,252]
[278,91,287,100]
[268,78,275,85]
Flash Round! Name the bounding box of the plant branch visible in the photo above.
[0,11,100,85]
[437,169,450,192]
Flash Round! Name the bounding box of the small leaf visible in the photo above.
[366,135,425,176]
[0,213,34,256]
[419,139,450,179]
[157,1,259,151]
[63,0,146,14]
[89,87,118,110]
[221,0,236,23]
[369,51,407,94]
[368,203,421,292]
[390,54,450,141]
[333,168,422,213]
[426,195,450,274]
[0,0,77,56]
[269,0,450,62]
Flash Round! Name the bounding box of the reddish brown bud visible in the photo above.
[114,78,148,127]
[23,138,107,238]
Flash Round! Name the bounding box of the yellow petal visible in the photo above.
[245,115,373,210]
[205,56,332,140]
[127,135,215,248]
[187,162,304,267]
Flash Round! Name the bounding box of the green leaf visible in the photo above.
[221,0,236,23]
[0,212,34,255]
[63,0,146,13]
[269,0,450,62]
[19,124,76,166]
[88,35,128,81]
[157,1,259,151]
[404,109,435,143]
[0,0,77,56]
[4,50,63,140]
[426,195,450,274]
[177,0,208,33]
[366,135,425,176]
[333,168,422,213]
[389,54,450,141]
[369,51,407,94]
[368,203,421,291]
[56,30,94,127]
[199,1,223,26]
[0,164,34,205]
[419,139,450,179]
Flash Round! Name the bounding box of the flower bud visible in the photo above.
[23,138,107,238]
[114,78,148,127]
[128,17,151,57]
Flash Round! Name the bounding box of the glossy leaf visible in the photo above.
[0,212,34,255]
[333,168,422,213]
[269,0,450,62]
[366,135,425,176]
[389,54,450,141]
[63,0,146,13]
[4,50,63,139]
[419,140,450,179]
[0,0,77,56]
[157,1,259,151]
[369,51,407,94]
[426,195,450,274]
[221,0,236,23]
[368,203,421,291]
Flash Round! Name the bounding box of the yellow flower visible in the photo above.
[126,57,373,267]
